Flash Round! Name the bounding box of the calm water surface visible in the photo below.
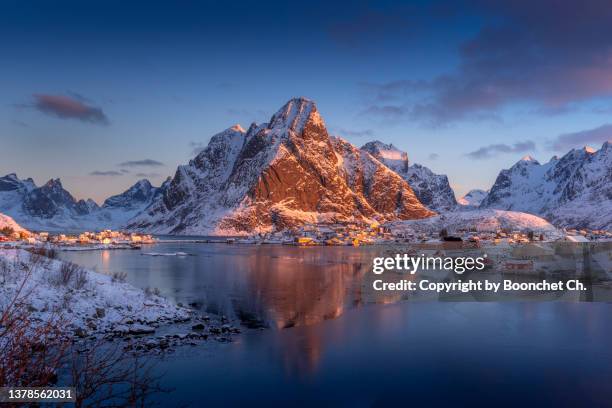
[59,243,612,407]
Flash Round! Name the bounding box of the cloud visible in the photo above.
[118,159,164,167]
[332,127,375,138]
[134,172,162,178]
[549,124,612,151]
[362,1,612,124]
[428,153,439,160]
[465,141,536,160]
[90,170,123,176]
[32,94,109,125]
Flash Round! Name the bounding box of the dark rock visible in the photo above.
[95,308,105,318]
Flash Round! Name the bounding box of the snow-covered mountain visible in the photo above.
[0,174,166,231]
[480,142,611,230]
[0,174,100,231]
[95,178,168,227]
[458,189,488,207]
[127,97,434,235]
[360,141,457,211]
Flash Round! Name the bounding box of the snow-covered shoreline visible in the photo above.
[0,248,192,339]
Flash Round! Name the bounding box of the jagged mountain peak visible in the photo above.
[361,141,408,165]
[102,179,159,209]
[518,155,538,164]
[43,178,63,188]
[133,179,152,189]
[269,97,322,133]
[0,173,35,192]
[127,100,434,235]
[360,140,456,212]
[229,124,245,133]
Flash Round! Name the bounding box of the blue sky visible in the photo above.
[1,0,611,202]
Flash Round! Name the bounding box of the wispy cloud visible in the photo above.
[549,124,612,151]
[32,94,109,125]
[90,170,123,176]
[428,153,439,160]
[466,141,535,160]
[118,159,164,167]
[332,127,375,138]
[134,172,162,178]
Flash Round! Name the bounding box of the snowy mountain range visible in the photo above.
[127,98,434,234]
[360,141,457,211]
[480,143,611,230]
[0,173,165,231]
[1,97,609,233]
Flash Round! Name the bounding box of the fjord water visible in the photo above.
[58,242,612,406]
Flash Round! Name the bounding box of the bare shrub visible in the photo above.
[55,261,82,287]
[0,261,68,388]
[0,257,10,284]
[74,268,88,290]
[69,340,167,407]
[28,247,58,260]
[0,226,14,237]
[111,271,128,283]
[1,255,167,406]
[143,287,162,299]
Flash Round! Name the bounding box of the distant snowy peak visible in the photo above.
[103,179,157,210]
[361,141,409,173]
[0,173,35,193]
[21,177,98,218]
[458,189,488,206]
[0,173,168,231]
[360,141,457,212]
[481,141,611,230]
[128,98,434,235]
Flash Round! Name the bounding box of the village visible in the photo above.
[234,221,612,247]
[1,220,611,250]
[0,221,610,277]
[0,227,155,249]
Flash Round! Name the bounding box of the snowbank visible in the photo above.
[0,249,190,337]
[389,209,561,235]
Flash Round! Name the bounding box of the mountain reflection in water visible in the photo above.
[58,242,612,332]
[57,242,612,405]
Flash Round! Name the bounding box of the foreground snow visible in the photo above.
[389,209,561,235]
[0,249,190,337]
